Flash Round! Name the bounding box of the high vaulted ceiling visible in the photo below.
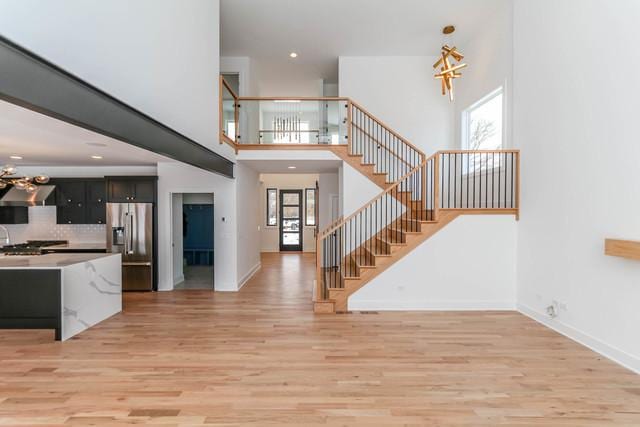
[221,0,508,83]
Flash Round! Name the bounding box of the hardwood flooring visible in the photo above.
[1,252,639,425]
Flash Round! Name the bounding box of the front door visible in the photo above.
[279,190,303,251]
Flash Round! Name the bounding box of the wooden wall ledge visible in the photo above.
[604,239,640,261]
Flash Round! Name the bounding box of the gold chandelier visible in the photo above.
[0,164,49,193]
[433,26,467,102]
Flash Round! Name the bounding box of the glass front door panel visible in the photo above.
[283,233,300,245]
[280,190,303,251]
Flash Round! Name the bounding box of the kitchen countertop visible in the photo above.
[0,253,120,269]
[45,242,107,251]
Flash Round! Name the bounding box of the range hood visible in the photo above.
[0,185,55,207]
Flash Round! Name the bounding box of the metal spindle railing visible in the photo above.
[439,150,520,210]
[315,150,520,304]
[348,101,424,182]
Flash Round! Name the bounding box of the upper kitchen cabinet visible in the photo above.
[85,180,106,224]
[55,180,85,207]
[106,177,156,203]
[52,179,106,225]
[0,187,28,224]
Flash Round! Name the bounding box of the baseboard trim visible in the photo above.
[237,262,261,290]
[347,299,515,311]
[518,304,640,374]
[173,275,184,286]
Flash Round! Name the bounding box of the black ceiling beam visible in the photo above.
[0,35,234,178]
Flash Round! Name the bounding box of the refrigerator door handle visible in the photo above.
[128,213,134,254]
[123,212,129,255]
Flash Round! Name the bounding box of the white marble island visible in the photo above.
[0,253,121,340]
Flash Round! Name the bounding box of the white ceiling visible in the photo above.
[239,159,341,174]
[0,100,171,167]
[221,0,508,83]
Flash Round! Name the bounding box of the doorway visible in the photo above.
[171,193,215,290]
[279,189,303,251]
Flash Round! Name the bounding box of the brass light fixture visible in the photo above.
[0,164,49,193]
[434,25,467,102]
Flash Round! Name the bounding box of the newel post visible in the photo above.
[433,152,440,221]
[346,99,352,151]
[314,233,322,302]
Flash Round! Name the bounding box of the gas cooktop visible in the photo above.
[1,240,69,256]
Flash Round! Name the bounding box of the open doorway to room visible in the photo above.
[171,193,215,290]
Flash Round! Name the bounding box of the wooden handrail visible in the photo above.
[318,149,520,239]
[221,76,239,100]
[438,149,521,154]
[349,100,426,160]
[319,152,437,238]
[219,75,238,152]
[351,122,413,167]
[238,97,350,101]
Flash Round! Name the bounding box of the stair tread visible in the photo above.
[363,245,391,254]
[390,227,420,234]
[378,236,407,246]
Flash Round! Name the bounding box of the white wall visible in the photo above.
[454,0,513,148]
[236,163,261,287]
[171,193,184,286]
[259,174,318,253]
[350,215,517,310]
[318,173,339,230]
[341,162,380,218]
[157,162,238,292]
[183,193,214,205]
[339,56,453,153]
[514,0,640,373]
[254,60,324,97]
[0,0,233,159]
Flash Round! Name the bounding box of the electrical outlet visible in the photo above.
[546,301,559,318]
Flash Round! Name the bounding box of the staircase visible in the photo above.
[313,103,520,314]
[217,78,520,314]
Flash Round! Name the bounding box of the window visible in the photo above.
[266,188,277,226]
[462,87,504,171]
[305,188,316,226]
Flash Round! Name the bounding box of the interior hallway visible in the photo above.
[0,252,639,425]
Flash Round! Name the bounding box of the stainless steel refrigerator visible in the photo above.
[106,203,153,291]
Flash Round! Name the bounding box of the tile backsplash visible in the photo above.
[2,206,106,244]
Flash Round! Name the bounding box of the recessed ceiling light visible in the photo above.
[86,142,107,147]
[91,155,103,160]
[9,155,23,160]
[289,52,298,58]
[288,166,297,169]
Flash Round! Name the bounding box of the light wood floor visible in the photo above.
[1,253,639,426]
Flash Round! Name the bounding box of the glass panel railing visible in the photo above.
[236,99,348,145]
[221,79,237,142]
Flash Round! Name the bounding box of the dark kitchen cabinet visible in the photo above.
[57,206,86,225]
[52,179,106,225]
[106,177,156,203]
[0,206,28,224]
[55,181,86,207]
[0,187,28,224]
[85,180,106,224]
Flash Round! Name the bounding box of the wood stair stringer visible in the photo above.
[327,210,461,312]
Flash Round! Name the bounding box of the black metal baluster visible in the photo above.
[492,152,495,208]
